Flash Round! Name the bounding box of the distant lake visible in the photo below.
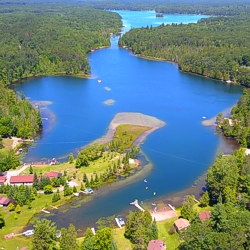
[16,11,242,230]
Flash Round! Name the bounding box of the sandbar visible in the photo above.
[201,106,233,127]
[93,112,166,145]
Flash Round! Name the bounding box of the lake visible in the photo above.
[15,11,242,230]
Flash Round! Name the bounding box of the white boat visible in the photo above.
[202,116,206,119]
[144,179,147,183]
[83,188,93,194]
[97,79,102,83]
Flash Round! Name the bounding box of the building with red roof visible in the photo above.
[10,175,34,186]
[147,239,166,250]
[0,176,6,185]
[174,218,190,231]
[44,171,62,180]
[0,196,11,206]
[199,211,211,223]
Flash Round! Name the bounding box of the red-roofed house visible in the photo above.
[174,218,190,231]
[147,239,166,250]
[10,176,34,186]
[199,211,211,223]
[44,171,62,180]
[0,176,6,185]
[0,196,11,206]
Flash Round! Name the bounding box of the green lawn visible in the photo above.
[0,191,72,249]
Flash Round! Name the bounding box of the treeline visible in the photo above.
[81,0,250,16]
[119,14,250,87]
[0,84,42,139]
[217,89,250,147]
[0,6,122,85]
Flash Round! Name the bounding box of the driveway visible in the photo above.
[6,164,29,184]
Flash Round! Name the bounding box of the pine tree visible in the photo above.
[83,172,87,182]
[29,165,33,174]
[80,182,85,191]
[15,204,21,214]
[149,218,158,240]
[33,172,40,190]
[69,153,74,163]
[73,186,77,193]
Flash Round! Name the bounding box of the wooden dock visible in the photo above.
[168,204,175,211]
[130,200,145,212]
[41,209,50,214]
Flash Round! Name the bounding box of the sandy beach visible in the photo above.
[93,112,166,145]
[151,209,178,222]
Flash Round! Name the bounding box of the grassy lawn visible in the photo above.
[112,228,133,250]
[0,191,73,249]
[157,219,180,250]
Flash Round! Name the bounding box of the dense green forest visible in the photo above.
[217,89,250,147]
[0,84,42,138]
[179,148,250,249]
[119,14,250,87]
[0,6,122,85]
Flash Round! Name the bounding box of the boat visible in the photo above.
[98,79,102,83]
[83,188,93,194]
[202,116,206,119]
[152,203,156,206]
[144,179,147,183]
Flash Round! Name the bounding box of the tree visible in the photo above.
[0,213,5,229]
[81,228,94,250]
[207,154,239,203]
[149,218,158,240]
[94,227,112,250]
[29,165,33,174]
[8,203,15,212]
[15,204,21,214]
[44,185,53,194]
[60,224,78,250]
[69,153,74,164]
[181,195,195,220]
[32,219,57,250]
[199,191,210,207]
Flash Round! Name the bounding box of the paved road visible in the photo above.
[6,164,29,184]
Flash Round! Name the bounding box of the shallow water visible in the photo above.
[15,11,242,230]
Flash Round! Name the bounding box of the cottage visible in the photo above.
[0,176,6,185]
[10,175,34,186]
[147,239,166,250]
[44,171,62,180]
[174,218,190,231]
[199,211,211,223]
[0,196,11,206]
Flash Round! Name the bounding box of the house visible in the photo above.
[44,171,62,180]
[174,218,190,231]
[199,211,211,223]
[0,196,11,206]
[0,176,6,185]
[10,175,34,186]
[147,239,166,250]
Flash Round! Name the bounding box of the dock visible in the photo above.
[130,199,145,212]
[50,205,58,209]
[41,209,50,214]
[168,204,175,211]
[115,218,122,228]
[91,227,96,235]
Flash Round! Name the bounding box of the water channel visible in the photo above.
[15,11,243,231]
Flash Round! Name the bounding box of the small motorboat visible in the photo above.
[144,179,147,183]
[98,79,102,83]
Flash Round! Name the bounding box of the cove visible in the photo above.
[15,11,243,230]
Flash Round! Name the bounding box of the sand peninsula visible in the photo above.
[201,106,233,127]
[93,112,166,145]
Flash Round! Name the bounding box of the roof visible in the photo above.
[199,211,211,222]
[174,218,190,231]
[0,196,11,205]
[0,176,6,183]
[147,239,166,250]
[20,247,28,250]
[10,175,34,183]
[44,171,61,179]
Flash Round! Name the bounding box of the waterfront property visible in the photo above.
[0,196,11,206]
[0,176,6,185]
[147,239,166,250]
[9,176,34,186]
[199,211,211,223]
[44,171,62,180]
[174,218,190,231]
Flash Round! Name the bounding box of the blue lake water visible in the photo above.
[15,11,242,230]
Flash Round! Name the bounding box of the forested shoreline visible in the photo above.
[119,14,250,87]
[0,6,122,85]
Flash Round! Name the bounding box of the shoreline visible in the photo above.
[92,112,166,146]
